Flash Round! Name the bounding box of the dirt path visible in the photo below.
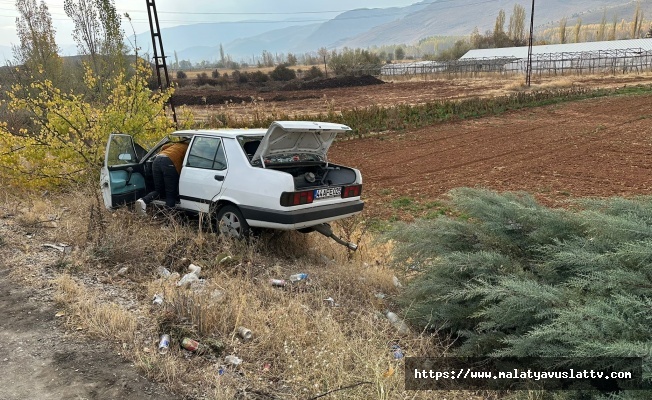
[329,93,652,218]
[0,217,178,400]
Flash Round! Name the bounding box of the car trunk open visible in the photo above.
[248,121,358,190]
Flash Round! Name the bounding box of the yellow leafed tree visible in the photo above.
[0,60,189,189]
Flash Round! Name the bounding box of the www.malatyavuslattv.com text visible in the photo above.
[413,368,633,381]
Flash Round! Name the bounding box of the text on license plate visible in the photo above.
[314,187,342,199]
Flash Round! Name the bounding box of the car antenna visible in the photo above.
[146,0,178,128]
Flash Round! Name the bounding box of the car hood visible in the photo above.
[251,121,351,165]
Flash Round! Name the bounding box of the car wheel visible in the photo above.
[216,205,250,239]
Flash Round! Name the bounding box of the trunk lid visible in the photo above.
[251,121,351,166]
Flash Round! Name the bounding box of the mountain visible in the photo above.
[135,1,652,63]
[178,24,321,63]
[340,0,644,48]
[294,3,429,51]
[134,19,314,59]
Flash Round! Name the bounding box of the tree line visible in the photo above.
[0,0,179,188]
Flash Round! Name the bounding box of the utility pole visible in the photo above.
[146,0,177,126]
[526,0,535,86]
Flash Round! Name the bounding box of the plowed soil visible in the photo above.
[188,73,652,121]
[329,93,652,218]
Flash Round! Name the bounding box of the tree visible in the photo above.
[219,43,225,66]
[394,46,405,61]
[269,64,296,81]
[0,59,181,188]
[597,10,607,41]
[318,47,329,77]
[261,50,274,67]
[304,66,323,80]
[435,39,472,61]
[493,9,506,40]
[631,1,643,38]
[176,70,187,79]
[286,53,297,66]
[559,17,568,44]
[508,4,526,45]
[609,15,618,41]
[328,48,382,76]
[573,18,582,43]
[13,0,61,81]
[63,0,126,95]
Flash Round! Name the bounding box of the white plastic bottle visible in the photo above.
[385,310,410,335]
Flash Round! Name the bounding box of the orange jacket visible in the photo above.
[160,142,189,174]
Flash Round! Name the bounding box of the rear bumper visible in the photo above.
[240,200,364,229]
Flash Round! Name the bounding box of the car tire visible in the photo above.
[216,205,250,239]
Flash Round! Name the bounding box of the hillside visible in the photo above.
[137,0,651,62]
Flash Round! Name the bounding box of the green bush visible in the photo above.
[269,64,296,81]
[388,189,652,396]
[304,66,324,80]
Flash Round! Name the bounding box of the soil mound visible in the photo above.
[281,75,385,91]
[171,92,252,106]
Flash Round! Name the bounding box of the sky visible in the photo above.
[0,0,420,51]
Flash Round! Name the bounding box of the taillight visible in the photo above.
[342,184,362,198]
[280,190,314,206]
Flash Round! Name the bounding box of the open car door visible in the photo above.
[100,134,148,209]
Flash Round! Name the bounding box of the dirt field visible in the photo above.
[329,92,652,219]
[186,73,652,121]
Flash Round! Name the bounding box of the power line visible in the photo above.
[0,0,502,23]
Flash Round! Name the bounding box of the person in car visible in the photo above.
[136,139,189,214]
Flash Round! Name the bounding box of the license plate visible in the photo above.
[314,187,341,199]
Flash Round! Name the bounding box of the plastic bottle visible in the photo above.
[225,355,243,366]
[177,264,202,288]
[385,310,410,335]
[289,273,308,282]
[158,334,171,355]
[157,266,171,278]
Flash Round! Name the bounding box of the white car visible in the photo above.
[100,121,364,249]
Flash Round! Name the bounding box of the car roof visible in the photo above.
[170,128,267,139]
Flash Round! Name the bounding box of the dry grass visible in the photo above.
[53,274,138,343]
[1,189,475,399]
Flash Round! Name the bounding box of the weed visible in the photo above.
[391,197,414,209]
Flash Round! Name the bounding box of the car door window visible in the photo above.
[107,134,138,167]
[187,137,227,170]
